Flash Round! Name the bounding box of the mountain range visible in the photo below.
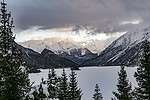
[19,37,98,65]
[82,27,150,66]
[18,27,150,68]
[17,44,79,69]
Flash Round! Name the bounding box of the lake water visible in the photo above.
[29,66,137,100]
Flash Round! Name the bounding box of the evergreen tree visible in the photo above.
[134,39,150,99]
[32,79,46,100]
[112,66,133,100]
[0,1,31,100]
[58,69,69,100]
[68,69,82,100]
[111,97,116,100]
[47,68,58,99]
[32,89,39,100]
[93,84,103,100]
[38,82,47,100]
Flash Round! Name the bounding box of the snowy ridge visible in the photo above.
[19,37,98,65]
[20,37,85,55]
[82,27,150,66]
[19,37,107,55]
[113,27,150,48]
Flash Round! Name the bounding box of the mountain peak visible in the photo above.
[41,48,54,56]
[82,26,150,66]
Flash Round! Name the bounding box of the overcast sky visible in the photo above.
[5,0,150,42]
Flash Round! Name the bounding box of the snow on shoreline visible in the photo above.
[29,66,137,100]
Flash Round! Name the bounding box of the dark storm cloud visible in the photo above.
[6,0,150,33]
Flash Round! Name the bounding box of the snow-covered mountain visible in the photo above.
[20,37,101,54]
[19,37,98,64]
[80,39,105,54]
[20,37,78,53]
[82,27,150,66]
[17,44,79,68]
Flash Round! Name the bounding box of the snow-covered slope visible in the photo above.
[80,39,106,54]
[20,37,102,54]
[20,37,80,54]
[82,27,150,66]
[19,37,98,65]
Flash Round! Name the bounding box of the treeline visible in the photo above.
[31,68,104,100]
[32,69,82,100]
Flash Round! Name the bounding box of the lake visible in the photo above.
[29,66,137,100]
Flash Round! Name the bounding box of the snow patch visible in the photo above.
[8,50,12,55]
[20,66,26,72]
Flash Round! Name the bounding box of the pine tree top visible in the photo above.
[93,84,103,100]
[113,66,133,100]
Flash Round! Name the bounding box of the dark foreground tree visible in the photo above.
[38,82,47,100]
[134,39,150,99]
[0,1,31,100]
[47,68,58,99]
[112,66,133,100]
[58,69,69,100]
[93,84,103,100]
[68,69,82,100]
[32,89,39,100]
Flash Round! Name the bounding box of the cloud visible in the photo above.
[6,0,150,34]
[120,20,141,25]
[50,26,74,32]
[15,26,126,43]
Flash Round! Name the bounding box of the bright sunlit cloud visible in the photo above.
[15,26,126,43]
[50,26,74,32]
[120,19,141,25]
